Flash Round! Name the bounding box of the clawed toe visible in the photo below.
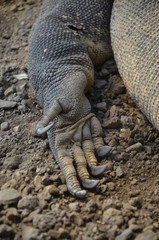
[90,165,106,176]
[82,179,99,189]
[96,146,111,158]
[74,189,87,198]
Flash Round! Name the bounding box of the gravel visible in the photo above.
[1,1,159,239]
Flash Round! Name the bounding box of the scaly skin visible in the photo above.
[111,0,159,130]
[28,0,114,197]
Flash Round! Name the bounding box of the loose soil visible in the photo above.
[0,1,159,239]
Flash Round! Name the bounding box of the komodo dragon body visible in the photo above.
[28,0,159,198]
[111,0,159,130]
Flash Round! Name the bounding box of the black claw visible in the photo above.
[91,165,106,176]
[82,179,99,189]
[75,190,87,198]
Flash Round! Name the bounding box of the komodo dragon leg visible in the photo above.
[36,72,110,198]
[28,0,114,198]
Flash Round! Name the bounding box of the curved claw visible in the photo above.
[82,179,99,189]
[96,146,111,158]
[75,190,87,199]
[36,122,54,135]
[91,165,106,176]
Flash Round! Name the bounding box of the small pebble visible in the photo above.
[116,166,124,177]
[0,188,21,205]
[103,117,121,129]
[103,208,124,226]
[135,230,158,240]
[107,182,116,191]
[1,122,10,131]
[96,102,107,112]
[126,143,143,153]
[0,224,15,239]
[69,202,80,212]
[116,228,133,240]
[0,99,17,109]
[18,196,38,210]
[22,225,39,240]
[33,214,56,231]
[43,185,60,196]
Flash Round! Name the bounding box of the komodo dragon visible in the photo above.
[28,0,159,198]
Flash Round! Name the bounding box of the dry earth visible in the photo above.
[0,1,159,239]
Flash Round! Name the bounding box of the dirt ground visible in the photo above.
[0,0,159,239]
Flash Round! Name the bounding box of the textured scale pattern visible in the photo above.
[28,0,113,110]
[28,0,114,197]
[111,0,159,129]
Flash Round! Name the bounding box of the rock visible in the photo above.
[116,228,133,240]
[58,184,68,193]
[43,185,60,196]
[37,191,51,202]
[102,199,122,211]
[16,80,28,92]
[14,73,28,80]
[0,224,15,239]
[109,105,118,118]
[6,207,20,222]
[33,175,42,188]
[58,228,71,239]
[116,166,124,177]
[107,225,118,238]
[119,128,131,140]
[95,79,106,89]
[135,230,158,240]
[129,197,142,209]
[11,44,19,51]
[41,175,51,185]
[3,156,21,170]
[96,102,107,112]
[4,85,16,96]
[69,212,84,226]
[103,208,124,226]
[48,230,60,239]
[0,99,17,109]
[109,75,126,97]
[27,0,36,5]
[1,122,10,131]
[86,199,98,213]
[96,146,111,158]
[59,173,66,184]
[22,225,39,240]
[33,214,56,231]
[100,68,109,77]
[130,179,138,185]
[129,224,142,232]
[18,196,38,210]
[103,117,121,129]
[107,182,116,191]
[0,188,21,205]
[23,209,40,223]
[13,125,21,133]
[105,161,114,171]
[126,143,143,153]
[69,202,80,212]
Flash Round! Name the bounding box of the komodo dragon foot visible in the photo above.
[36,72,110,198]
